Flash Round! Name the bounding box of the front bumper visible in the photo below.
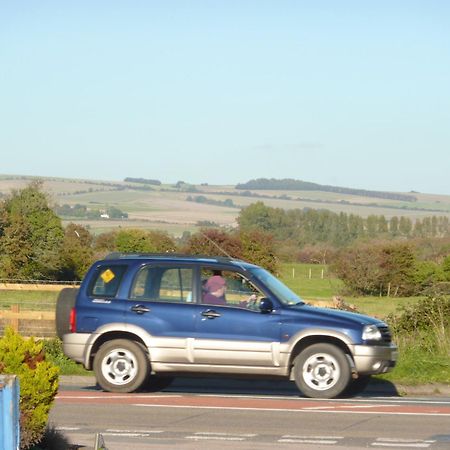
[352,343,398,375]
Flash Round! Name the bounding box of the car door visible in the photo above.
[125,263,198,364]
[194,268,282,368]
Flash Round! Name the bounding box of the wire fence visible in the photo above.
[0,279,80,286]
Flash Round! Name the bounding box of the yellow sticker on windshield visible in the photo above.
[101,269,115,284]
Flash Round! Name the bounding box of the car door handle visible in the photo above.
[201,309,221,319]
[130,304,151,314]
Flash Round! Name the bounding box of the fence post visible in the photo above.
[10,305,20,332]
[0,375,20,450]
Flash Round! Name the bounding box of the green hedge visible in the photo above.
[0,328,59,449]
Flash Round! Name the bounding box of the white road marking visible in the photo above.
[106,429,164,434]
[279,435,343,445]
[372,438,436,448]
[302,406,335,410]
[102,432,154,437]
[196,393,450,406]
[57,394,181,399]
[194,432,257,437]
[282,435,343,439]
[133,403,450,416]
[279,439,338,444]
[185,436,245,441]
[55,426,80,431]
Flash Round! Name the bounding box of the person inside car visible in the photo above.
[202,275,227,305]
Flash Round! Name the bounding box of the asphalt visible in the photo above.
[58,375,450,397]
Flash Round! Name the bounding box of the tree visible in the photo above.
[238,202,275,232]
[332,241,418,296]
[59,223,95,280]
[182,228,242,258]
[115,229,176,253]
[0,181,64,279]
[239,229,278,273]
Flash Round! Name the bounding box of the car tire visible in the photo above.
[55,288,79,339]
[94,339,150,393]
[293,343,351,399]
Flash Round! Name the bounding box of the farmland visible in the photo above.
[1,174,450,236]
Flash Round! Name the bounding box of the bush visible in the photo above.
[41,338,89,375]
[386,295,450,335]
[382,295,450,384]
[331,241,418,296]
[0,328,59,449]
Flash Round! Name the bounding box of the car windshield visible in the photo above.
[249,267,304,306]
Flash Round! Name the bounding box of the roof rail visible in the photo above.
[104,252,238,263]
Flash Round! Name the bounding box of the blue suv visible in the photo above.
[59,253,397,399]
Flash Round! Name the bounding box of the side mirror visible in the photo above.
[259,298,274,314]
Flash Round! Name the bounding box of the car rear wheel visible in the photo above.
[94,339,150,393]
[293,343,351,399]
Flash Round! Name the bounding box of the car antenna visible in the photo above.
[200,231,248,272]
[200,231,233,259]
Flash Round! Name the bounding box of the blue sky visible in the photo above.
[1,1,449,194]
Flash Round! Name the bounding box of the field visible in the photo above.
[1,175,450,236]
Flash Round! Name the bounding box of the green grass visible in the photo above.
[0,290,58,309]
[279,263,344,299]
[41,338,91,376]
[279,263,422,319]
[378,330,450,385]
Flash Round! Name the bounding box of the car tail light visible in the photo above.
[69,308,76,333]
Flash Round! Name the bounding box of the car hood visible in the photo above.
[282,303,384,328]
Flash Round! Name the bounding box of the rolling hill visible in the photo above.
[1,174,450,236]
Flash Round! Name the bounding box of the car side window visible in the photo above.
[130,266,194,303]
[201,268,262,310]
[88,265,128,298]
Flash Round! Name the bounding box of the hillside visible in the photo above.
[1,174,450,236]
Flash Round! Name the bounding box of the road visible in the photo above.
[50,377,450,450]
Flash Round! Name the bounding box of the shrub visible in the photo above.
[331,241,417,296]
[382,295,450,384]
[387,295,450,334]
[0,328,59,449]
[41,338,88,375]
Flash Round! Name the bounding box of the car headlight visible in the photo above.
[362,324,382,341]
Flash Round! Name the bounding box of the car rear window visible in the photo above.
[88,265,128,298]
[130,265,193,303]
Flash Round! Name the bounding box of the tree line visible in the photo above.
[238,201,450,247]
[0,182,449,297]
[235,178,417,202]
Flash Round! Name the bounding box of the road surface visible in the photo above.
[49,377,450,449]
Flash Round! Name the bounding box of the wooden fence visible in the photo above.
[0,282,75,337]
[0,303,56,338]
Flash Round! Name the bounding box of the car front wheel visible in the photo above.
[94,339,150,393]
[293,343,351,399]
